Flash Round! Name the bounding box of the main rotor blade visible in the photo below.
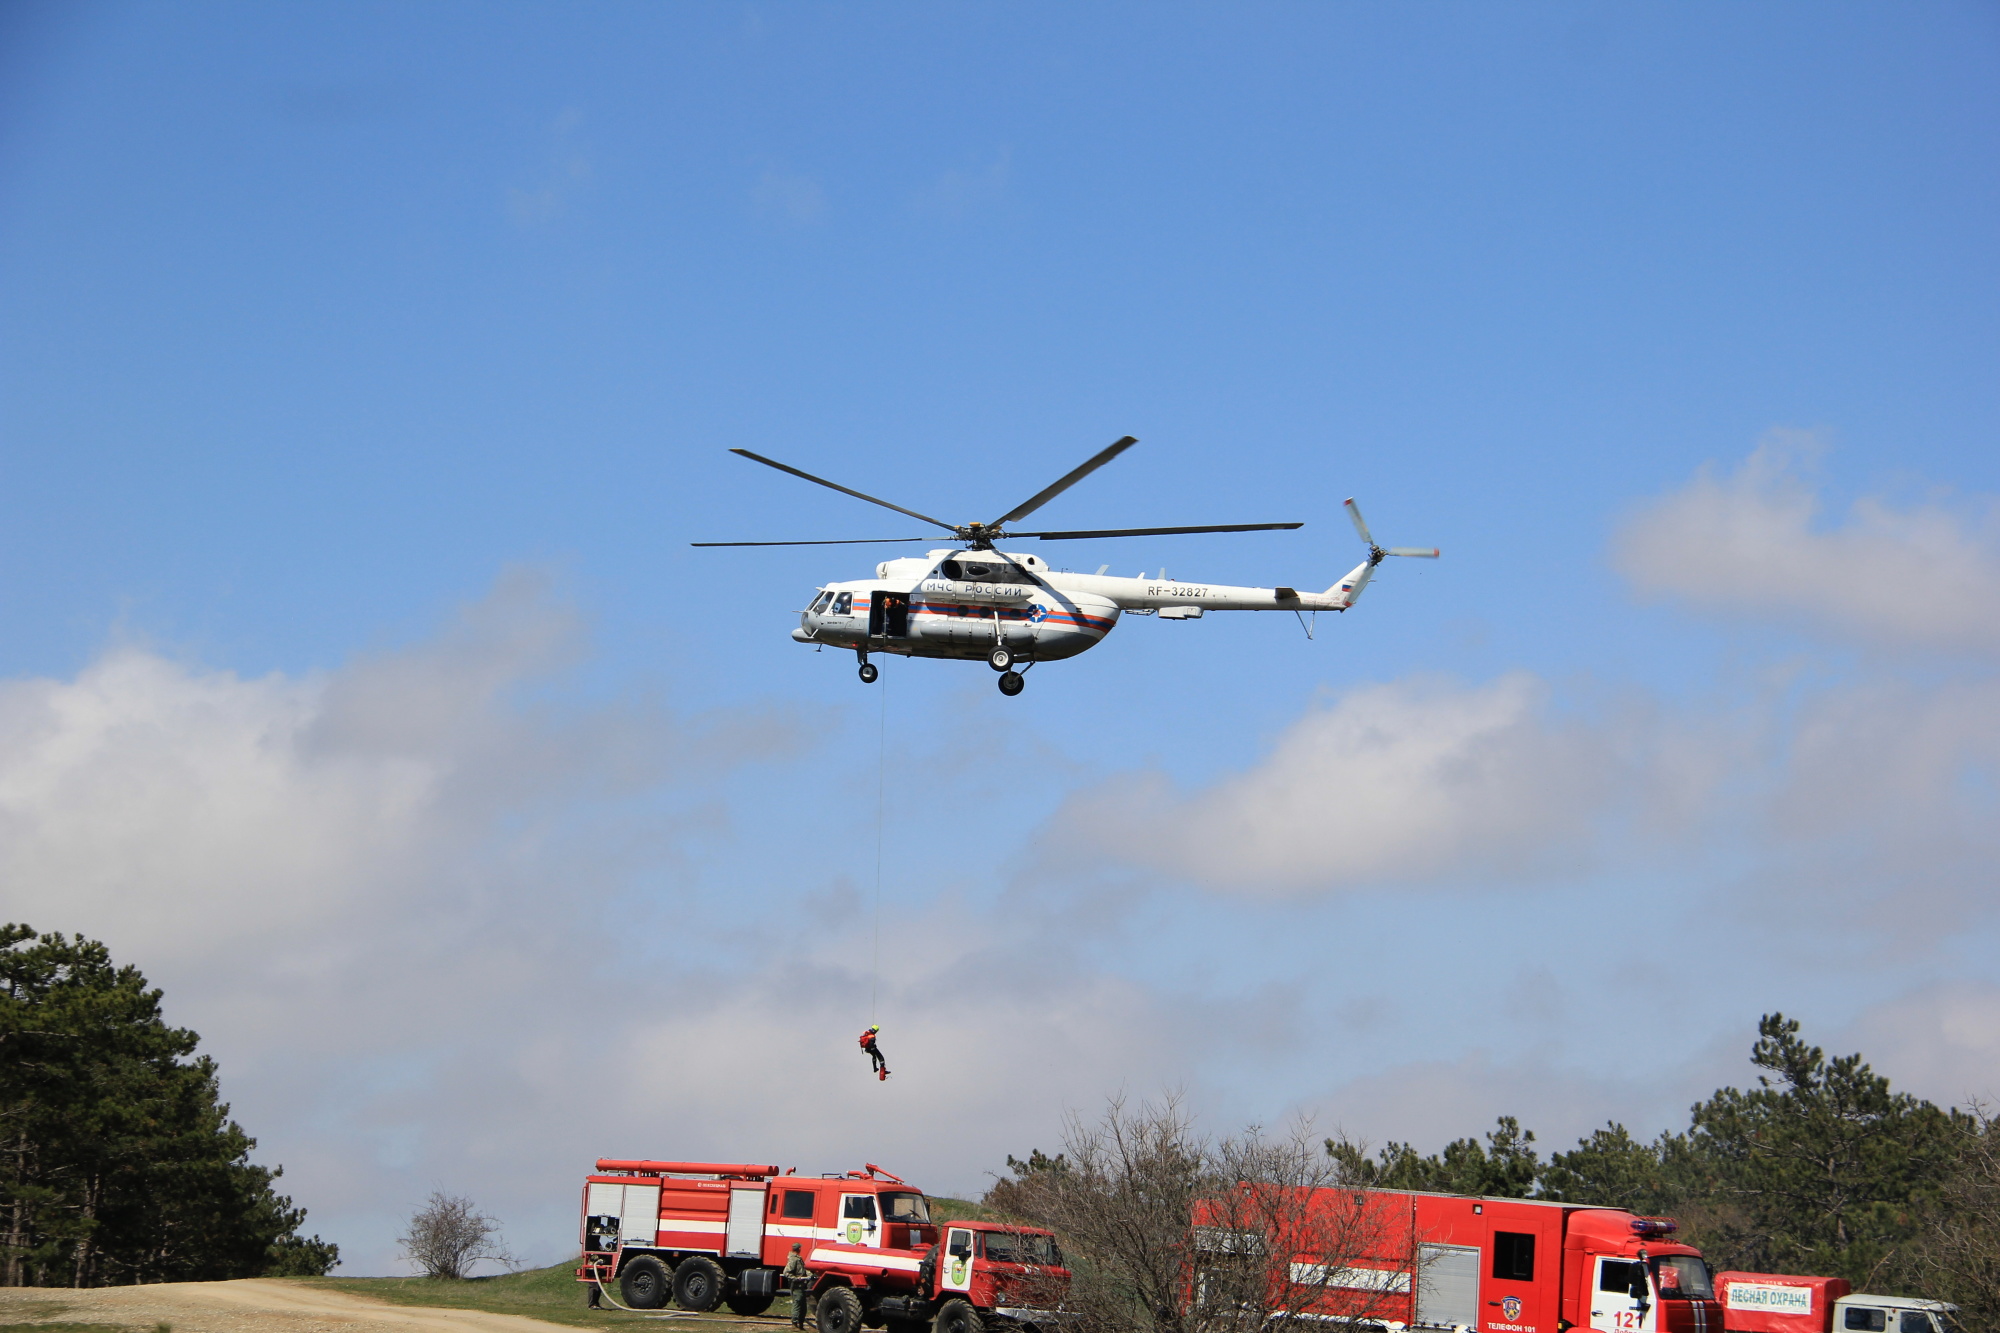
[1021,522,1304,541]
[730,448,959,533]
[990,435,1138,527]
[1343,497,1375,547]
[1385,547,1441,558]
[690,537,936,547]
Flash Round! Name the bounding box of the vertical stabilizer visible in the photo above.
[1324,560,1374,609]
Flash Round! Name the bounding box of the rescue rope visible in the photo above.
[870,674,887,1022]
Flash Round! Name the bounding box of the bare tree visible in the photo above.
[1009,1095,1420,1333]
[397,1192,516,1280]
[1903,1102,2000,1323]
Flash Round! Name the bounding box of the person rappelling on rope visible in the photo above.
[859,1024,890,1080]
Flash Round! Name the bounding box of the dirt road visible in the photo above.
[0,1278,575,1332]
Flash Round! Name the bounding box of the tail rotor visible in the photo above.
[1344,497,1439,567]
[1327,498,1438,609]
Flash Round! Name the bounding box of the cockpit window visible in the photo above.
[940,558,1031,584]
[810,592,833,613]
[833,592,854,615]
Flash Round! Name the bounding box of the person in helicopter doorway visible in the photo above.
[859,1025,890,1080]
[784,1242,811,1328]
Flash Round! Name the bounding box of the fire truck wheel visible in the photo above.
[674,1255,727,1312]
[938,1297,986,1333]
[727,1291,777,1317]
[619,1256,672,1310]
[817,1285,865,1333]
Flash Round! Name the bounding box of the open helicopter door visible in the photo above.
[869,592,910,640]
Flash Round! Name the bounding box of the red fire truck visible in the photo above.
[577,1158,1070,1333]
[1194,1186,1723,1333]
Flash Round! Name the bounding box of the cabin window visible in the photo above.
[1600,1260,1644,1294]
[1900,1315,1934,1333]
[941,559,1029,583]
[843,1195,878,1221]
[782,1190,816,1220]
[1845,1310,1887,1332]
[833,592,853,615]
[1491,1231,1535,1282]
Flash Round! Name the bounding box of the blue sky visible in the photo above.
[3,1,1997,1275]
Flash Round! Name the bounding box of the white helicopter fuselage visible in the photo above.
[791,548,1376,663]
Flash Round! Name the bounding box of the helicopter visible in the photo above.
[694,435,1437,696]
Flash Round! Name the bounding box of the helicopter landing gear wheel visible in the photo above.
[858,663,879,684]
[997,670,1025,697]
[987,647,1013,672]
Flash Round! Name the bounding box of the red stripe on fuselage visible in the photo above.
[913,603,1113,631]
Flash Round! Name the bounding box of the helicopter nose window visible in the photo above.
[810,592,833,613]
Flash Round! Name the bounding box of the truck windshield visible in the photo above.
[881,1192,931,1223]
[983,1231,1061,1266]
[1651,1256,1713,1300]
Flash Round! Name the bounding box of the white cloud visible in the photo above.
[1048,444,2000,914]
[1053,674,1626,894]
[1614,431,2000,655]
[0,569,691,964]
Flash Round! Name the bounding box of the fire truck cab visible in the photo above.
[577,1158,1070,1333]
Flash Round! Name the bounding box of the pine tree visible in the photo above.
[1681,1013,1963,1285]
[1326,1116,1542,1198]
[0,924,338,1286]
[1538,1123,1680,1214]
